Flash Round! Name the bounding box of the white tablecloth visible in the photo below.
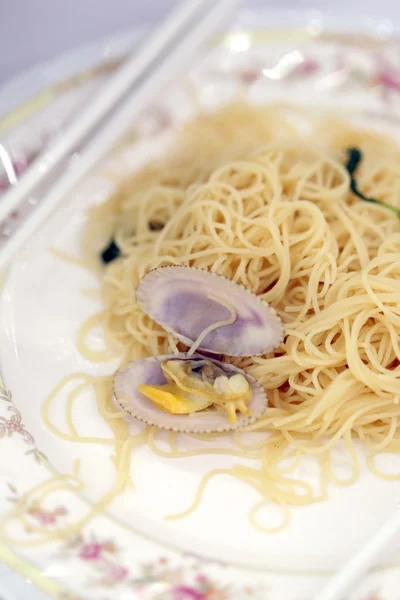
[0,0,177,83]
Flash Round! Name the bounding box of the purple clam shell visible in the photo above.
[136,266,284,356]
[113,353,268,433]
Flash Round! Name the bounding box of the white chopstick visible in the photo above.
[0,0,218,225]
[0,0,239,270]
[315,508,400,600]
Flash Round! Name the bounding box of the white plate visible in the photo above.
[0,28,145,193]
[2,9,400,600]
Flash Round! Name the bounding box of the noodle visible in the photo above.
[43,102,400,535]
[187,294,237,356]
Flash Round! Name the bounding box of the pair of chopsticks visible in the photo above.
[315,508,400,600]
[0,0,239,270]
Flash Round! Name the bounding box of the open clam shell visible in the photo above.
[113,353,268,433]
[136,266,284,357]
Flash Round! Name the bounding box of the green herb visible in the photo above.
[345,148,400,218]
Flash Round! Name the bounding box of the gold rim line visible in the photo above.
[0,539,73,600]
[0,57,125,137]
[0,90,55,137]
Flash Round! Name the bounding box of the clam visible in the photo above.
[114,354,268,433]
[113,267,284,433]
[136,266,284,356]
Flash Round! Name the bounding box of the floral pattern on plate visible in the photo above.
[2,14,400,600]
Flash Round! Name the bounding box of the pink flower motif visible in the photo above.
[238,69,261,85]
[102,541,117,553]
[205,590,228,600]
[13,158,29,175]
[0,178,10,192]
[27,505,59,527]
[108,565,128,582]
[173,585,205,600]
[297,58,319,74]
[79,542,103,561]
[6,418,21,432]
[0,154,34,193]
[54,506,68,517]
[26,502,67,527]
[195,574,209,585]
[0,406,34,444]
[38,512,56,526]
[377,69,400,90]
